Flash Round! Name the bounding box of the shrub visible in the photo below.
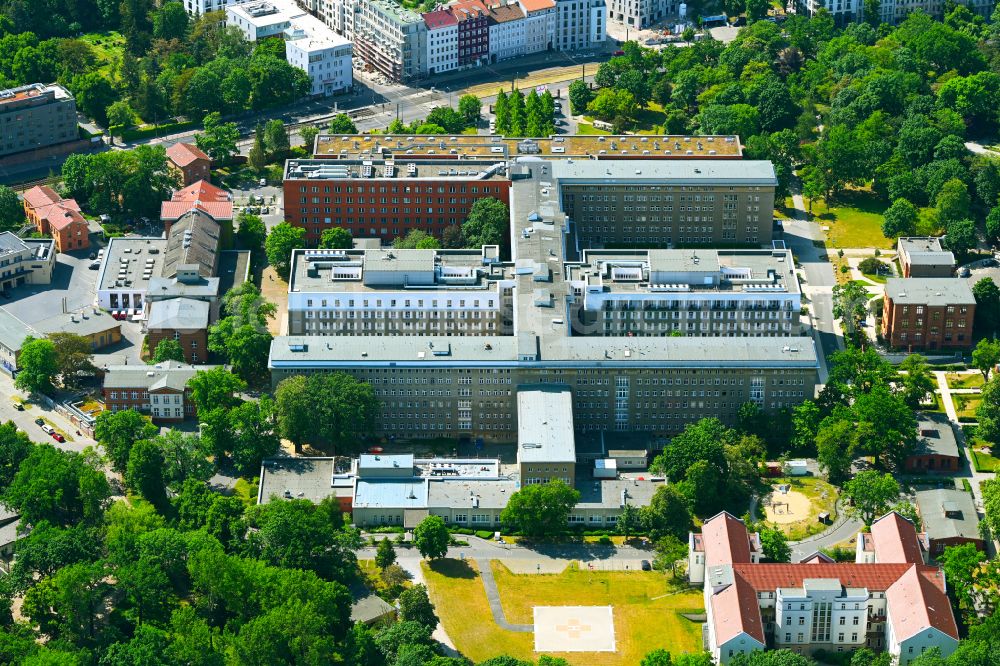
[475,530,494,539]
[598,536,613,545]
[858,257,887,275]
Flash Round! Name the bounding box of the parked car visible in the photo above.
[51,432,65,443]
[88,261,101,270]
[40,424,55,435]
[613,49,625,56]
[260,178,267,186]
[640,560,652,571]
[34,418,45,426]
[984,258,998,267]
[11,401,23,411]
[959,266,971,277]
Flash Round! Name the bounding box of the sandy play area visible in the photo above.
[762,488,812,524]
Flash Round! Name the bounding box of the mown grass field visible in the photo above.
[946,373,985,390]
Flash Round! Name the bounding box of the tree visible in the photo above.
[375,538,396,570]
[652,535,688,578]
[759,526,791,562]
[4,445,110,527]
[0,185,24,232]
[494,89,510,135]
[458,94,482,125]
[72,72,117,126]
[618,503,642,541]
[974,339,1000,381]
[746,0,768,20]
[937,542,986,623]
[843,471,900,526]
[974,277,1000,336]
[641,650,674,666]
[832,281,871,347]
[188,367,246,414]
[228,396,280,474]
[442,224,466,248]
[94,409,159,474]
[263,119,289,159]
[984,478,1000,538]
[945,218,976,256]
[587,88,638,123]
[500,480,581,538]
[463,197,508,250]
[816,418,856,484]
[153,1,188,40]
[265,222,306,279]
[881,198,918,238]
[641,485,693,541]
[106,100,136,132]
[319,226,353,249]
[398,584,438,628]
[151,429,214,488]
[208,287,275,382]
[151,338,186,364]
[988,206,1000,242]
[393,229,440,249]
[14,336,58,395]
[730,651,815,666]
[195,112,239,163]
[977,375,1000,443]
[48,332,96,388]
[509,90,526,136]
[21,562,107,645]
[413,515,450,560]
[851,385,916,470]
[274,372,378,452]
[237,212,267,253]
[248,123,267,172]
[299,125,320,151]
[899,353,935,408]
[126,439,171,515]
[0,421,33,492]
[328,113,357,134]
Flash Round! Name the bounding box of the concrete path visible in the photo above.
[789,501,863,562]
[476,559,533,632]
[934,371,992,510]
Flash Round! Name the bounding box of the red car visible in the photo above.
[51,432,65,443]
[613,49,625,56]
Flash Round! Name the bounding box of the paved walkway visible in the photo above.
[934,370,992,510]
[476,559,533,632]
[789,499,863,562]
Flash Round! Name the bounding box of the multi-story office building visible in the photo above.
[270,159,816,441]
[352,0,427,81]
[0,84,77,158]
[282,158,511,244]
[693,512,959,665]
[516,0,556,52]
[567,248,800,337]
[285,245,511,336]
[227,0,353,96]
[556,158,776,247]
[451,0,490,66]
[553,0,605,51]
[607,0,674,29]
[881,278,976,351]
[486,2,526,62]
[423,9,459,74]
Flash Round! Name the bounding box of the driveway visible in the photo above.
[3,249,99,324]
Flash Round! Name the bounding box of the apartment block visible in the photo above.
[486,2,526,62]
[270,159,816,441]
[0,232,55,289]
[607,0,675,29]
[451,0,490,66]
[568,248,800,337]
[424,9,459,74]
[165,143,211,186]
[881,278,976,350]
[352,0,427,82]
[553,0,605,51]
[0,84,77,158]
[694,512,959,665]
[897,237,955,278]
[183,0,239,15]
[516,0,556,52]
[282,158,511,244]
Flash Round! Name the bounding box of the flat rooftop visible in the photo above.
[550,158,777,186]
[284,158,509,181]
[34,308,120,338]
[0,82,71,106]
[517,388,576,463]
[314,134,743,160]
[258,457,350,503]
[97,237,167,293]
[576,477,665,509]
[287,247,507,294]
[227,0,305,26]
[885,278,976,306]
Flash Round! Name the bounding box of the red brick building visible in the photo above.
[283,159,511,245]
[881,278,976,351]
[22,185,89,252]
[904,416,961,473]
[102,361,220,422]
[160,180,234,246]
[166,143,212,186]
[451,0,489,66]
[145,298,211,364]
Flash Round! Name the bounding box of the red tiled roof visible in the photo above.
[703,512,752,568]
[487,3,524,22]
[22,185,62,210]
[171,180,230,203]
[450,0,488,19]
[517,0,554,12]
[423,8,457,28]
[732,563,947,593]
[40,203,86,231]
[712,574,766,645]
[161,180,233,221]
[870,512,923,564]
[886,566,959,641]
[166,142,210,168]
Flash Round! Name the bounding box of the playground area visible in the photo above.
[759,477,838,541]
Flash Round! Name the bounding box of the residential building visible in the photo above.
[516,0,555,53]
[856,512,927,565]
[0,84,77,158]
[165,143,212,186]
[102,361,221,422]
[0,232,55,289]
[878,0,995,24]
[792,0,858,24]
[160,180,234,246]
[486,2,525,62]
[352,0,427,82]
[282,158,511,244]
[270,159,817,440]
[881,278,976,350]
[553,0,605,51]
[21,186,89,252]
[423,9,459,74]
[897,237,955,278]
[33,308,121,349]
[450,0,490,67]
[567,248,801,337]
[183,0,239,15]
[146,298,211,364]
[0,307,37,374]
[607,0,674,29]
[904,415,961,473]
[693,512,959,665]
[915,489,985,556]
[227,0,353,96]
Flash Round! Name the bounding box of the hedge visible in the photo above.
[120,120,198,141]
[475,530,494,540]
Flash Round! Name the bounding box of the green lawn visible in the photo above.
[576,119,611,135]
[946,373,985,390]
[953,394,982,422]
[971,448,1000,472]
[861,271,888,284]
[918,392,946,413]
[810,191,894,250]
[634,102,667,134]
[422,559,704,666]
[80,32,125,76]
